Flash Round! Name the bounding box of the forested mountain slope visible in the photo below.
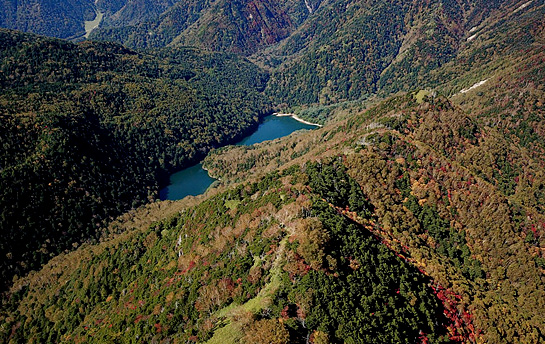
[1,0,545,343]
[170,0,294,55]
[98,0,180,28]
[1,150,457,344]
[202,94,545,344]
[0,29,270,290]
[89,0,218,50]
[0,0,96,39]
[0,0,188,40]
[198,3,545,340]
[90,0,319,54]
[264,0,520,107]
[3,82,545,343]
[89,0,537,106]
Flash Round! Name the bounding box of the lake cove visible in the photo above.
[159,163,215,201]
[236,114,318,145]
[160,115,319,200]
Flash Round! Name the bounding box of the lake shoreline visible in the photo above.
[160,114,319,200]
[201,163,220,181]
[156,113,265,192]
[273,113,323,127]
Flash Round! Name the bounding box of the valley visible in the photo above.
[1,0,545,343]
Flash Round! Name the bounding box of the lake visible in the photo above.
[159,115,318,200]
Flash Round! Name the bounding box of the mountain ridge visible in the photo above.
[1,0,545,343]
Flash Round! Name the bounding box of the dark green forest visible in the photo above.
[0,29,270,290]
[90,0,319,54]
[1,0,545,343]
[0,164,454,343]
[0,0,95,39]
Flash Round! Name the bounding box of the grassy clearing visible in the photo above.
[206,321,243,344]
[224,200,241,210]
[414,90,430,104]
[206,236,288,343]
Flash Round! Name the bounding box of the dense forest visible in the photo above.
[1,0,545,343]
[90,0,316,55]
[200,92,545,343]
[0,29,270,290]
[0,0,319,54]
[0,0,186,40]
[0,163,455,343]
[0,0,96,39]
[264,0,509,108]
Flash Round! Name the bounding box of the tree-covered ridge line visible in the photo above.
[201,88,545,343]
[0,0,191,41]
[1,163,459,343]
[89,0,321,55]
[0,1,544,343]
[264,0,534,110]
[0,28,271,291]
[1,0,534,112]
[0,0,96,39]
[0,0,316,49]
[7,83,543,343]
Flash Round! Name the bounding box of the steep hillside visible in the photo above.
[1,0,545,343]
[4,83,545,342]
[98,0,180,27]
[0,0,192,39]
[173,0,294,55]
[0,29,270,290]
[197,6,545,341]
[0,0,96,39]
[1,159,455,344]
[264,0,522,108]
[90,0,214,49]
[91,0,315,54]
[264,0,410,105]
[201,91,545,343]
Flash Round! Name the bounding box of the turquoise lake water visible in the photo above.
[159,115,318,200]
